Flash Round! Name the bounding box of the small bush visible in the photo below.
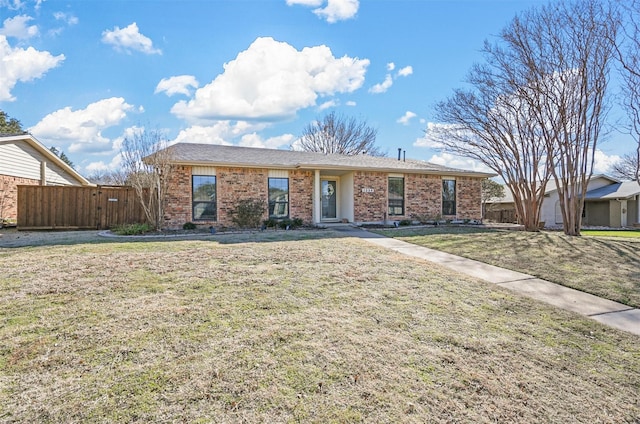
[183,222,197,230]
[230,199,266,229]
[399,219,413,226]
[263,218,277,228]
[111,222,153,235]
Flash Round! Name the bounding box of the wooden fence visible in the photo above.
[484,208,517,224]
[17,185,149,230]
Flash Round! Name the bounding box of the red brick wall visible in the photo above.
[0,174,40,220]
[163,166,192,229]
[217,167,268,226]
[289,170,313,223]
[406,174,442,220]
[163,166,485,229]
[164,166,316,229]
[353,171,388,222]
[456,177,482,220]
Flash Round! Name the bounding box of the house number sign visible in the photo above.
[361,188,374,193]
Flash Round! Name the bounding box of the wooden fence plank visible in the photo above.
[17,185,150,230]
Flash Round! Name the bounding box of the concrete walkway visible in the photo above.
[334,226,640,337]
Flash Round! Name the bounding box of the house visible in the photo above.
[485,175,640,228]
[0,133,91,224]
[159,143,493,229]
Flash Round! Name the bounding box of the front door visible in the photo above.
[321,180,337,220]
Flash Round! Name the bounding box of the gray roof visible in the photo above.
[163,143,494,177]
[585,181,640,200]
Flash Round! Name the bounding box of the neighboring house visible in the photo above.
[159,143,493,229]
[0,133,91,223]
[485,175,640,228]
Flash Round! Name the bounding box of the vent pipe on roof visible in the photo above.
[403,150,406,162]
[398,148,401,161]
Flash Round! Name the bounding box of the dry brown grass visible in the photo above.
[1,230,639,423]
[378,226,640,308]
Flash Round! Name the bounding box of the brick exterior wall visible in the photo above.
[353,171,388,222]
[164,166,316,229]
[0,174,40,220]
[217,167,268,226]
[163,166,484,229]
[289,170,313,223]
[406,174,442,220]
[163,166,192,229]
[455,177,482,220]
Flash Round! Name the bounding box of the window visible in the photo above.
[268,177,289,219]
[192,175,216,221]
[442,179,456,215]
[388,177,405,216]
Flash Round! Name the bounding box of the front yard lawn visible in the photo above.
[1,230,639,422]
[375,226,640,308]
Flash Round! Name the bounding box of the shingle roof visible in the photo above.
[585,181,640,200]
[163,143,494,177]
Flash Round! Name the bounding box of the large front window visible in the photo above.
[388,177,405,216]
[268,177,289,219]
[192,175,216,221]
[442,179,456,216]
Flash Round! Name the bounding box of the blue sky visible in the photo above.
[0,0,633,176]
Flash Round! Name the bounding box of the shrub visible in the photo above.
[111,222,153,235]
[182,222,197,230]
[229,199,266,229]
[399,219,413,226]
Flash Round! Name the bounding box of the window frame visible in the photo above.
[388,176,405,216]
[192,175,217,221]
[442,179,456,216]
[268,177,290,219]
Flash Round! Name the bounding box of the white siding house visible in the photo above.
[0,134,91,223]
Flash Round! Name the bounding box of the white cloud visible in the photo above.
[369,74,392,94]
[287,0,358,23]
[593,149,621,174]
[314,0,359,23]
[397,111,417,125]
[0,35,64,101]
[238,133,295,149]
[397,65,413,77]
[0,15,38,39]
[345,100,356,106]
[414,121,458,149]
[428,152,493,173]
[53,11,78,26]
[286,0,323,5]
[101,22,161,55]
[386,62,395,71]
[155,75,199,96]
[29,97,133,153]
[171,37,369,122]
[318,99,337,110]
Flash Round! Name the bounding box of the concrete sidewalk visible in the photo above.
[334,226,640,336]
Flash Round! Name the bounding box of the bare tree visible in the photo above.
[85,169,130,185]
[615,0,640,184]
[433,0,618,235]
[431,53,553,231]
[610,152,639,181]
[509,0,619,236]
[296,111,384,156]
[119,128,173,230]
[481,179,506,215]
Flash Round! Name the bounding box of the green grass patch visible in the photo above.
[582,229,640,238]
